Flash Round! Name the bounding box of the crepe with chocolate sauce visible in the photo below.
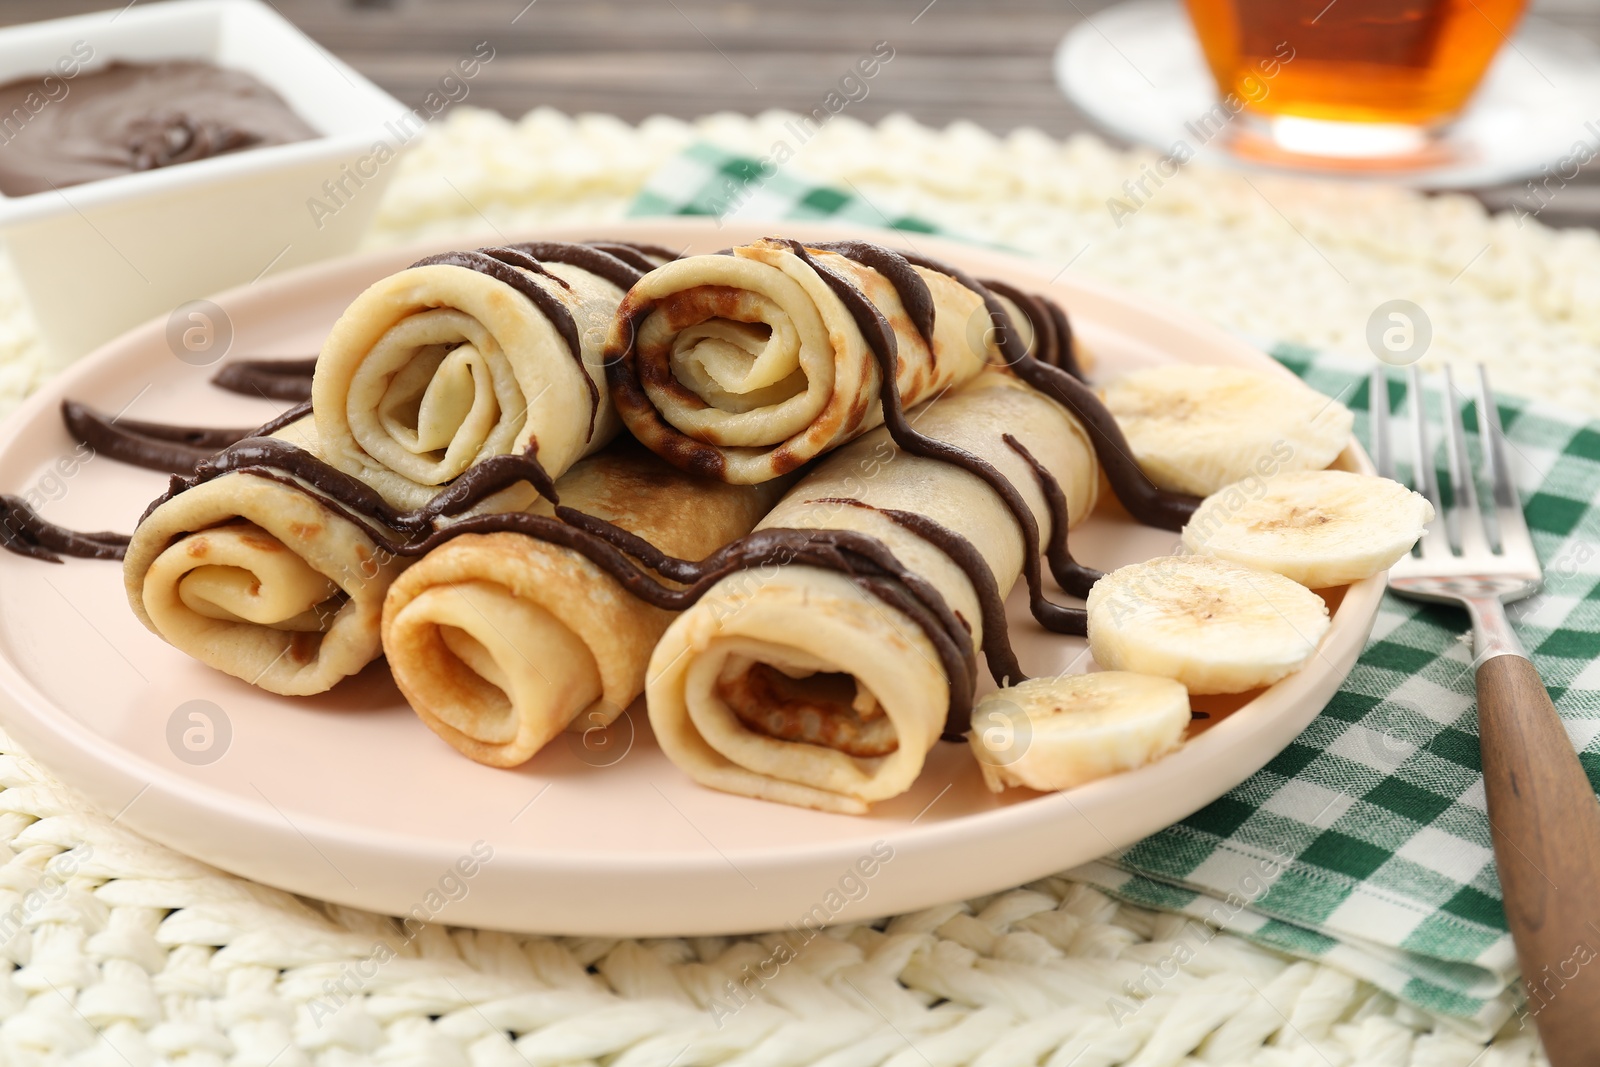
[123,418,408,696]
[382,440,784,767]
[313,241,672,510]
[646,370,1098,814]
[606,237,1018,484]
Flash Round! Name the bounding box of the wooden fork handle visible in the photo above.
[1477,652,1600,1064]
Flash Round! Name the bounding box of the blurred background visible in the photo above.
[7,0,1599,225]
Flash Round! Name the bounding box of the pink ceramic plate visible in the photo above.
[0,220,1382,936]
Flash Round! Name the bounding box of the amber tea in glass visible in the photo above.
[1184,0,1528,131]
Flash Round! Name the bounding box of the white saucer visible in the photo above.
[1056,0,1600,189]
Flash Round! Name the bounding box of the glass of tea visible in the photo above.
[1184,0,1529,158]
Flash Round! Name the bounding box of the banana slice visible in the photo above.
[1182,469,1434,587]
[1103,366,1355,496]
[970,672,1191,793]
[1086,555,1330,694]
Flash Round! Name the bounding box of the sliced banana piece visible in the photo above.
[1182,469,1434,587]
[970,672,1191,793]
[1086,555,1330,694]
[1103,365,1355,496]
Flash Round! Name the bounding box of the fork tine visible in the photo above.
[1476,366,1536,560]
[1369,363,1395,480]
[1408,364,1451,558]
[1442,365,1491,557]
[1477,364,1514,509]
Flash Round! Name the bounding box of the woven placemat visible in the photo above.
[0,107,1571,1065]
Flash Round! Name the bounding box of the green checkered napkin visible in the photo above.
[630,145,1600,1034]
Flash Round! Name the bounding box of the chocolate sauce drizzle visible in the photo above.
[62,399,250,475]
[812,241,938,343]
[808,496,1024,692]
[582,240,683,273]
[1004,434,1104,602]
[0,401,318,565]
[62,399,314,477]
[139,434,560,530]
[496,242,647,293]
[211,357,316,401]
[0,496,128,563]
[1041,294,1082,381]
[979,277,1084,381]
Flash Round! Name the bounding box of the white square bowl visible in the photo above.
[0,0,410,367]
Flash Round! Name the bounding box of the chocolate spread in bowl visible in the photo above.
[0,60,317,196]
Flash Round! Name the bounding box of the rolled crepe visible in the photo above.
[124,419,408,696]
[647,370,1099,814]
[314,242,648,510]
[382,441,784,767]
[605,238,998,484]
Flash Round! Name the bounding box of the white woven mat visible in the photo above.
[0,108,1570,1065]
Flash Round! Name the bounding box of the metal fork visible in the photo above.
[1373,364,1600,1065]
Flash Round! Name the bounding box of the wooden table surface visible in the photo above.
[6,0,1600,227]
